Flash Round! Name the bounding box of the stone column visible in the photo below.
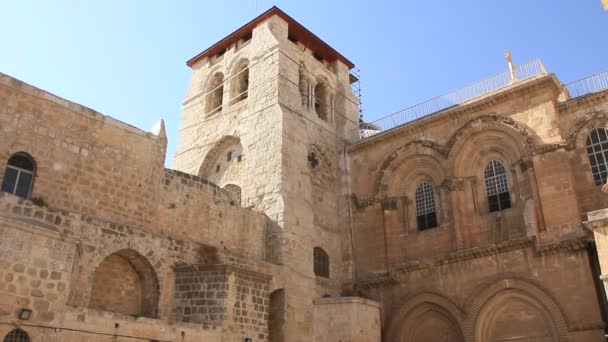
[584,208,608,297]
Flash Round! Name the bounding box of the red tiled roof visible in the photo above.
[186,6,354,69]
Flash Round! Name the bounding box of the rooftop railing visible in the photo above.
[564,71,608,99]
[358,59,548,139]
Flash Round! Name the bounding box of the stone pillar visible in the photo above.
[584,208,608,296]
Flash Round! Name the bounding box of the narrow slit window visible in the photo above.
[484,160,512,212]
[415,181,438,230]
[313,247,329,278]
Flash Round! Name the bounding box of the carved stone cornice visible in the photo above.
[439,177,466,192]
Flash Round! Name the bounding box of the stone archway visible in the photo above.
[89,249,159,317]
[464,278,569,342]
[386,293,465,342]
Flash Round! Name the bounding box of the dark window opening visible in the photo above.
[484,160,512,213]
[237,155,242,162]
[3,329,30,342]
[1,153,35,199]
[415,182,438,231]
[216,164,220,173]
[308,152,319,169]
[313,52,324,62]
[314,82,329,121]
[231,61,249,104]
[227,151,232,161]
[241,32,252,42]
[586,128,608,185]
[313,247,329,278]
[206,73,224,115]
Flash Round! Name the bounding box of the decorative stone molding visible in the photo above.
[564,110,608,150]
[439,177,466,192]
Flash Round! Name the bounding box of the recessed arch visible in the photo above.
[268,289,286,342]
[374,140,447,197]
[89,249,159,318]
[566,111,608,149]
[464,278,569,342]
[386,292,465,342]
[198,135,242,180]
[446,114,539,173]
[229,58,250,104]
[205,72,225,115]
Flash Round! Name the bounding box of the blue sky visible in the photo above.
[1,1,606,166]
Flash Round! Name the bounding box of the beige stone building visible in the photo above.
[1,6,608,342]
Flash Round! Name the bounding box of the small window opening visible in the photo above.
[313,247,329,278]
[231,61,249,103]
[206,72,224,115]
[242,32,252,42]
[314,82,329,121]
[216,164,220,173]
[237,155,242,162]
[484,160,512,212]
[313,52,324,62]
[216,49,226,57]
[227,151,232,161]
[415,182,438,230]
[1,153,35,199]
[288,35,298,44]
[308,152,319,169]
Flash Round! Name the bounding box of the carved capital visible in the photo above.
[440,177,465,192]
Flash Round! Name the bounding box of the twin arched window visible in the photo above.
[205,60,250,115]
[3,329,30,342]
[484,160,512,212]
[415,181,438,230]
[313,247,329,278]
[586,128,608,185]
[1,153,35,199]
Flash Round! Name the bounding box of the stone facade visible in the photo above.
[1,5,608,342]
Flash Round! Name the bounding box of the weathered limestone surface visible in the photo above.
[1,6,608,342]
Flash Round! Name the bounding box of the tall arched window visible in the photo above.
[206,72,224,115]
[313,247,329,278]
[415,181,438,230]
[314,81,329,121]
[3,329,30,342]
[231,60,249,104]
[586,127,608,185]
[484,160,512,212]
[1,153,35,199]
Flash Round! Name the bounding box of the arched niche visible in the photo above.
[89,249,159,318]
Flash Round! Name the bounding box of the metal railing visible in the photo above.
[564,71,608,99]
[358,59,548,139]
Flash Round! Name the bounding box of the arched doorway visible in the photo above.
[476,291,558,342]
[268,289,286,342]
[89,249,159,317]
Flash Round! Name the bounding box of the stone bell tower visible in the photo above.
[173,7,361,341]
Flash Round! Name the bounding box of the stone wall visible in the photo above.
[313,297,381,342]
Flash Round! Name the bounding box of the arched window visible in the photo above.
[586,128,608,185]
[206,72,224,115]
[1,153,35,199]
[231,60,249,104]
[3,329,30,342]
[223,184,242,205]
[313,247,329,278]
[415,181,438,230]
[484,160,512,212]
[314,81,329,121]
